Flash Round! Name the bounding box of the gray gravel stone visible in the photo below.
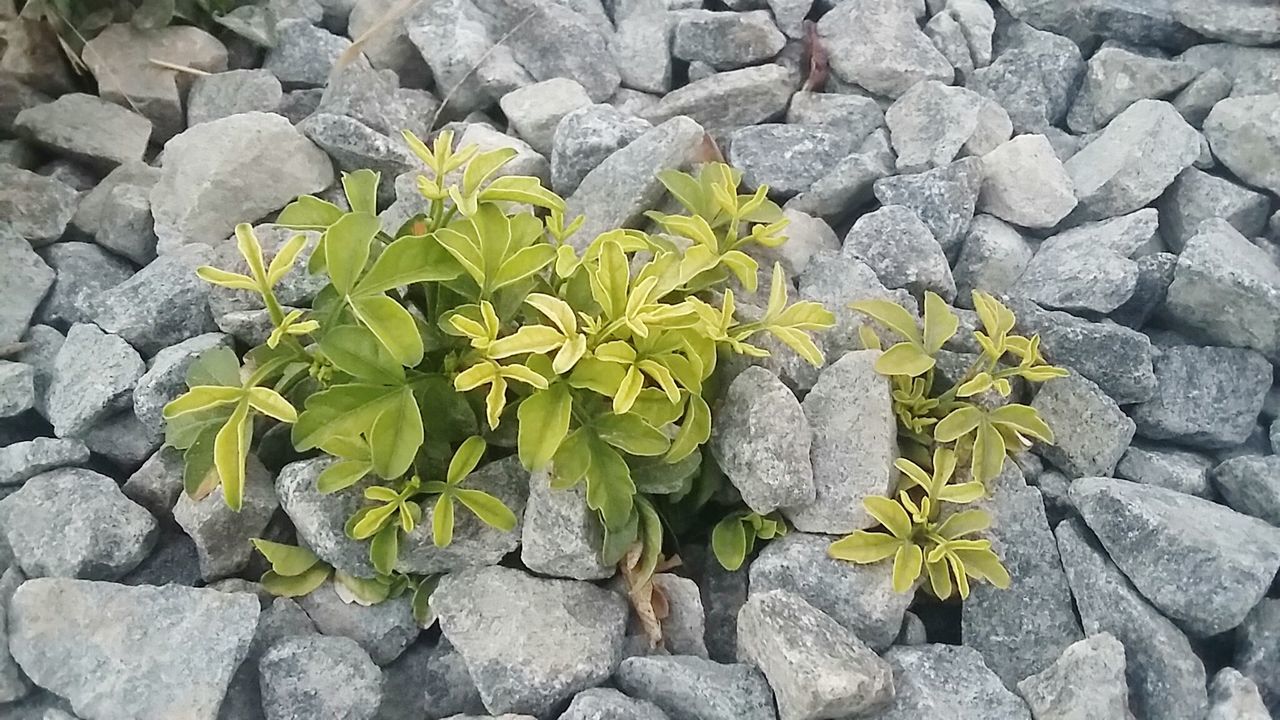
[0,438,89,486]
[710,366,813,515]
[671,10,785,70]
[0,467,157,579]
[953,215,1032,303]
[520,470,611,580]
[0,75,50,134]
[785,92,883,146]
[1172,68,1232,128]
[816,0,951,98]
[277,456,379,578]
[841,205,955,301]
[561,688,669,720]
[786,130,895,222]
[1064,99,1199,222]
[434,566,627,716]
[608,0,672,95]
[1067,47,1197,134]
[550,104,650,197]
[645,64,795,136]
[963,486,1083,689]
[614,656,775,720]
[1236,599,1280,712]
[217,593,318,720]
[926,10,974,78]
[298,580,419,666]
[1031,371,1134,478]
[977,133,1077,229]
[885,81,1011,174]
[1203,93,1280,197]
[737,590,892,720]
[1157,167,1270,252]
[264,19,352,89]
[1015,633,1134,720]
[1177,42,1280,97]
[187,69,284,127]
[299,113,415,200]
[873,158,982,254]
[151,111,333,251]
[1110,251,1176,329]
[1072,476,1280,636]
[0,362,33,418]
[174,455,279,581]
[0,567,30,703]
[10,578,259,720]
[133,333,233,436]
[499,79,592,157]
[317,63,438,142]
[749,533,909,651]
[727,124,850,200]
[1055,518,1206,719]
[14,93,151,172]
[35,243,134,328]
[346,0,433,85]
[1115,442,1213,497]
[649,574,707,658]
[875,644,1032,719]
[260,635,381,720]
[1130,344,1271,449]
[784,351,896,533]
[1207,667,1271,720]
[1014,209,1156,315]
[1213,455,1280,526]
[750,209,839,279]
[0,225,53,347]
[0,165,79,245]
[45,324,143,438]
[969,23,1083,134]
[475,0,620,102]
[122,447,186,524]
[93,245,218,357]
[375,638,488,720]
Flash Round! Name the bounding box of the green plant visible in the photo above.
[828,291,1066,599]
[162,134,834,631]
[711,511,787,571]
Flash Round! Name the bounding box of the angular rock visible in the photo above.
[566,116,705,247]
[710,366,813,515]
[259,635,382,720]
[10,579,259,720]
[174,455,279,581]
[786,92,883,146]
[264,19,352,89]
[472,0,620,101]
[35,244,134,331]
[953,215,1032,303]
[1064,100,1199,222]
[1172,68,1231,128]
[187,69,285,127]
[375,639,487,720]
[1072,476,1280,636]
[0,568,30,703]
[1115,442,1213,497]
[14,94,151,172]
[0,17,76,94]
[120,527,202,588]
[1213,455,1280,526]
[122,447,186,523]
[671,10,785,70]
[0,165,79,245]
[216,593,318,720]
[93,245,218,356]
[499,79,592,157]
[46,324,144,438]
[299,113,414,203]
[561,688,669,720]
[151,111,333,251]
[0,75,50,135]
[298,580,419,665]
[841,206,955,301]
[433,566,627,716]
[885,81,1011,173]
[455,124,549,182]
[1015,633,1134,720]
[1207,667,1271,720]
[650,574,707,658]
[751,209,839,279]
[978,134,1077,229]
[873,158,982,254]
[737,590,893,720]
[317,63,438,141]
[1014,209,1156,314]
[133,333,233,435]
[0,468,157,579]
[0,437,89,486]
[1031,371,1134,477]
[643,64,795,135]
[277,457,378,577]
[785,351,896,533]
[346,0,433,85]
[521,471,612,580]
[614,656,775,720]
[609,0,672,94]
[749,532,910,651]
[550,104,650,197]
[1067,47,1197,134]
[875,644,1032,719]
[0,224,53,348]
[82,23,228,141]
[816,0,952,98]
[1236,599,1280,711]
[1203,93,1280,197]
[1178,43,1280,97]
[1158,167,1270,253]
[1130,344,1271,449]
[786,130,895,222]
[969,24,1084,133]
[926,11,974,78]
[727,124,850,199]
[0,362,33,418]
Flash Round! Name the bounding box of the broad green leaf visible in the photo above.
[926,555,953,599]
[213,401,252,511]
[447,436,486,484]
[935,509,992,539]
[892,542,924,593]
[863,495,912,539]
[588,240,629,320]
[957,372,994,397]
[922,291,959,353]
[875,342,935,377]
[432,495,455,547]
[325,212,381,296]
[350,295,425,367]
[569,357,626,396]
[463,147,517,194]
[936,481,986,504]
[334,571,391,605]
[369,387,424,479]
[595,413,669,456]
[828,530,901,563]
[293,384,400,451]
[989,403,1054,443]
[454,489,517,531]
[342,169,380,215]
[251,539,319,576]
[477,175,565,211]
[601,508,639,566]
[370,525,399,575]
[934,406,982,443]
[585,438,635,530]
[169,406,231,450]
[551,429,591,489]
[182,425,220,499]
[319,325,405,385]
[719,250,758,292]
[163,386,244,418]
[893,457,932,491]
[352,502,397,539]
[850,299,922,345]
[266,233,308,286]
[277,195,344,229]
[353,234,461,296]
[665,394,710,463]
[316,459,372,494]
[412,576,440,627]
[971,419,1006,484]
[489,325,563,359]
[261,565,331,597]
[614,365,644,415]
[517,383,571,470]
[246,387,297,423]
[186,346,242,388]
[491,244,556,291]
[631,450,700,495]
[711,516,748,571]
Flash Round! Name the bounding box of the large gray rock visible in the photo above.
[1203,93,1280,197]
[298,580,420,666]
[614,656,776,720]
[1067,47,1197,134]
[499,79,592,157]
[816,0,952,98]
[0,437,89,486]
[92,245,219,357]
[264,19,352,89]
[122,448,187,522]
[841,205,955,301]
[962,486,1083,689]
[1115,442,1213,497]
[1064,100,1199,222]
[1207,667,1272,720]
[786,130,895,222]
[994,0,1197,51]
[671,10,785,70]
[14,324,63,421]
[174,455,279,581]
[884,81,1011,173]
[1055,519,1207,719]
[1013,209,1156,314]
[259,635,382,720]
[0,165,79,245]
[298,113,415,193]
[1172,68,1232,128]
[0,361,34,418]
[1164,219,1280,360]
[34,243,134,327]
[1015,633,1134,720]
[277,456,379,578]
[643,64,795,135]
[1129,344,1271,449]
[217,594,318,720]
[132,333,233,436]
[346,0,433,86]
[0,225,53,347]
[560,688,669,720]
[316,62,437,141]
[968,23,1083,134]
[0,568,30,703]
[1110,250,1176,330]
[0,467,157,579]
[727,125,850,199]
[1177,43,1280,97]
[187,69,284,127]
[872,158,983,254]
[749,533,910,651]
[737,590,892,720]
[14,93,152,172]
[1072,476,1280,636]
[609,0,672,94]
[550,104,650,197]
[82,408,163,470]
[875,645,1032,719]
[151,111,333,252]
[472,0,620,102]
[46,324,144,438]
[520,471,611,580]
[1031,371,1134,478]
[1157,167,1270,252]
[68,161,161,265]
[953,215,1032,303]
[1213,455,1280,526]
[786,92,884,147]
[565,116,705,248]
[710,366,813,515]
[433,566,627,716]
[784,351,896,533]
[10,578,259,720]
[1236,599,1280,712]
[977,134,1077,229]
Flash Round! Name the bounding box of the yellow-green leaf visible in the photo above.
[936,481,986,504]
[850,299,922,345]
[863,495,912,539]
[828,530,901,563]
[454,488,516,531]
[325,212,381,296]
[246,387,298,423]
[261,565,331,597]
[712,516,749,571]
[277,195,345,229]
[342,169,380,215]
[368,387,424,479]
[319,325,406,385]
[517,383,571,470]
[163,386,244,418]
[432,495,455,547]
[447,435,487,485]
[251,539,319,576]
[266,233,309,287]
[350,295,424,367]
[922,291,959,353]
[353,234,461,296]
[316,459,372,494]
[370,524,399,575]
[875,342,935,376]
[196,266,257,291]
[666,394,710,463]
[891,542,924,593]
[934,406,982,443]
[213,400,252,511]
[971,419,1006,484]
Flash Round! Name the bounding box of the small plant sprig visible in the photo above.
[829,291,1067,599]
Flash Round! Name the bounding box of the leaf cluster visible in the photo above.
[829,291,1066,599]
